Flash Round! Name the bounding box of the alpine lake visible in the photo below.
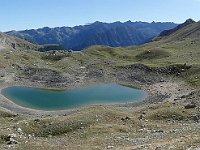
[2,84,147,111]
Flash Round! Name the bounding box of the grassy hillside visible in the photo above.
[1,26,200,86]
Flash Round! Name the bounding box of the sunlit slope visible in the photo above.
[0,32,39,51]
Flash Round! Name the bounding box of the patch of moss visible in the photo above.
[146,103,194,121]
[135,49,171,60]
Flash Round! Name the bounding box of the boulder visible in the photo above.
[184,103,197,109]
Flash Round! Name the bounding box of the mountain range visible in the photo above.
[6,21,177,51]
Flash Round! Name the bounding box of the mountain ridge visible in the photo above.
[158,19,196,37]
[154,19,200,42]
[6,21,177,51]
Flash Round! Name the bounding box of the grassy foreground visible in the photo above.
[0,102,199,150]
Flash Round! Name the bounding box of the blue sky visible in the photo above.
[0,0,200,31]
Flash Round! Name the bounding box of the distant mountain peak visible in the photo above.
[184,18,195,24]
[125,20,132,23]
[93,21,103,24]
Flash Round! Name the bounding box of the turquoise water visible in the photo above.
[2,84,146,110]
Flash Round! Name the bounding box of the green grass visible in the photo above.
[0,103,198,149]
[1,35,200,87]
[1,37,200,87]
[17,107,123,137]
[135,48,171,60]
[179,65,200,87]
[0,110,17,118]
[146,102,195,121]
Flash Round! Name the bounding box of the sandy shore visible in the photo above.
[0,80,193,116]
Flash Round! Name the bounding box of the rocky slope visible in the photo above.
[0,32,39,50]
[6,21,177,51]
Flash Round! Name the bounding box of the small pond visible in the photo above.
[2,84,147,110]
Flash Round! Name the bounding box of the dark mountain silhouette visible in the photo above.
[6,21,177,51]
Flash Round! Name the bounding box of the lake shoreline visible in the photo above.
[0,80,193,116]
